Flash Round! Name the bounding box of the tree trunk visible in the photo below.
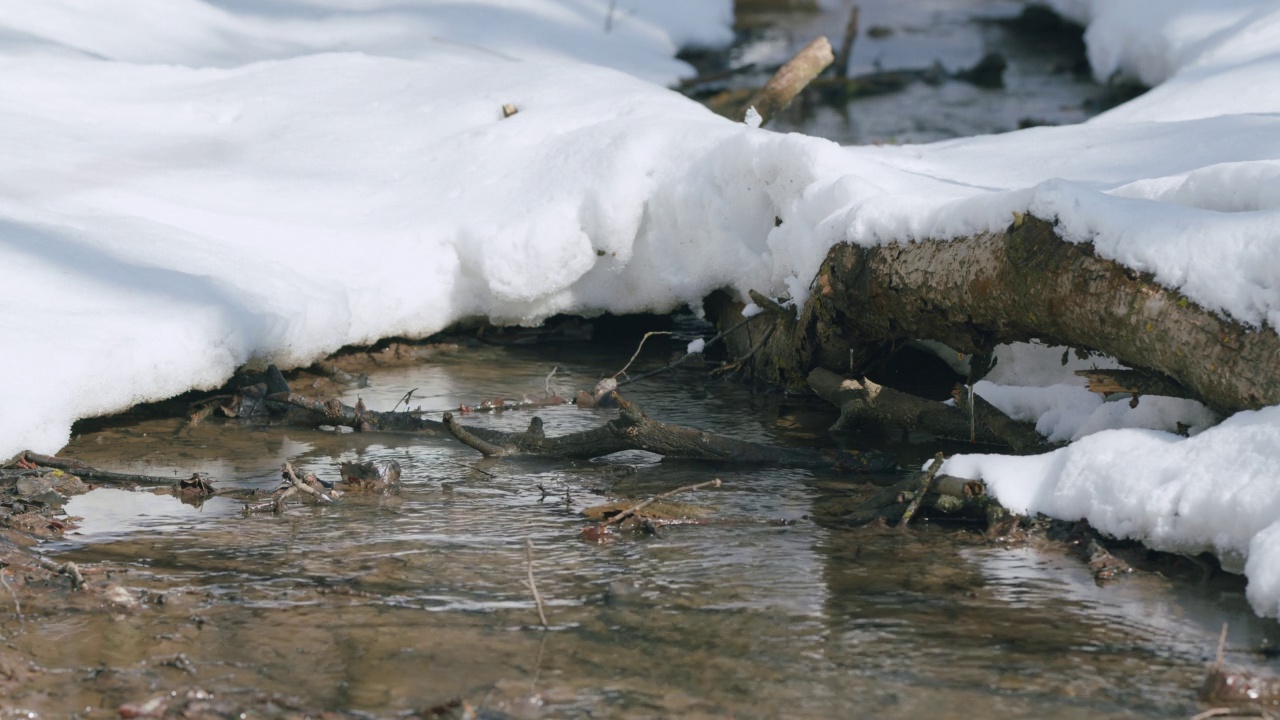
[716,217,1280,415]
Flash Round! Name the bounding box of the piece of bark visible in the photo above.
[444,395,897,471]
[738,37,835,126]
[719,217,1280,416]
[1074,368,1195,400]
[808,368,1007,445]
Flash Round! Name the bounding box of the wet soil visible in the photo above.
[3,337,1279,718]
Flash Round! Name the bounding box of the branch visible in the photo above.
[444,395,896,471]
[739,37,835,126]
[808,369,1008,446]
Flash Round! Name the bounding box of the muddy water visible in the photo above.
[2,340,1275,718]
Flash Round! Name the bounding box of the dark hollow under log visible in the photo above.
[718,217,1280,416]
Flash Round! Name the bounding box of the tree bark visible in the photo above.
[719,217,1280,416]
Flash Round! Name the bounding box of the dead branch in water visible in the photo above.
[6,451,190,487]
[523,538,550,629]
[899,452,943,528]
[606,478,722,528]
[444,394,896,472]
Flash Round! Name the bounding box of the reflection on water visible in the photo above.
[1,341,1270,717]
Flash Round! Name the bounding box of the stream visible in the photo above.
[4,2,1276,718]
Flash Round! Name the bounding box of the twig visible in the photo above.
[391,388,419,413]
[0,568,22,629]
[716,322,776,374]
[1214,622,1229,673]
[835,5,861,79]
[615,316,754,388]
[442,458,497,478]
[613,331,673,379]
[523,538,549,629]
[281,463,335,503]
[606,478,723,527]
[900,453,945,528]
[545,366,559,397]
[530,628,549,692]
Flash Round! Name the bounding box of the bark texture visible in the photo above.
[721,217,1280,415]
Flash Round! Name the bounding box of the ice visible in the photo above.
[5,0,1280,614]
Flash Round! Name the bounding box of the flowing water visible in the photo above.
[4,3,1277,718]
[4,338,1277,718]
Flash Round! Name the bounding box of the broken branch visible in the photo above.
[738,36,835,126]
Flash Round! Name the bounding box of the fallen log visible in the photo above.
[445,394,897,471]
[718,216,1280,416]
[808,368,1009,445]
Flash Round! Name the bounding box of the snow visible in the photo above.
[687,338,707,355]
[4,0,1280,614]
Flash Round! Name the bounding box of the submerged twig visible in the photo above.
[606,478,723,527]
[900,452,944,528]
[523,538,550,629]
[0,569,22,629]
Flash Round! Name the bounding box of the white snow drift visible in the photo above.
[3,0,1280,614]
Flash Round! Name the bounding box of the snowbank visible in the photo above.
[4,1,1280,613]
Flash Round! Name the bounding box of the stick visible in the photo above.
[606,478,723,527]
[716,322,776,374]
[442,412,512,457]
[835,5,860,79]
[613,331,672,379]
[281,463,335,503]
[15,451,180,487]
[523,538,549,629]
[900,453,944,528]
[0,569,22,628]
[615,316,754,388]
[391,388,419,413]
[738,36,834,126]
